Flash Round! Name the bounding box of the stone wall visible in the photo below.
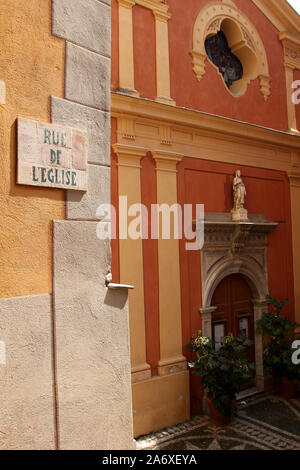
[0,0,133,450]
[51,0,134,450]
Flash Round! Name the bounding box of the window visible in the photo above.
[205,31,243,89]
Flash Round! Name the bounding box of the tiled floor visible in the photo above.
[136,394,300,450]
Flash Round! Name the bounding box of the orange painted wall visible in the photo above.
[110,0,289,130]
[0,0,65,298]
[178,158,295,350]
[132,5,156,100]
[294,69,300,132]
[168,0,288,131]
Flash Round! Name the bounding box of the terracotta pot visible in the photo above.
[207,398,236,426]
[278,378,297,399]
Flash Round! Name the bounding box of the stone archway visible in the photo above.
[197,212,278,389]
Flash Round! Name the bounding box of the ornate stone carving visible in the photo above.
[259,74,272,102]
[196,212,278,308]
[242,28,255,51]
[196,212,278,390]
[191,2,271,99]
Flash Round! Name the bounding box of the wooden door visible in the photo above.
[211,274,255,363]
[190,274,255,416]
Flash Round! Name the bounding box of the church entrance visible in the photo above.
[190,274,256,416]
[211,274,255,364]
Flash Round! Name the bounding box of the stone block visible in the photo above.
[0,294,55,449]
[66,163,110,220]
[65,42,110,111]
[53,221,133,449]
[52,0,110,57]
[51,96,110,166]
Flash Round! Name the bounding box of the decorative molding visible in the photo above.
[151,150,183,173]
[279,31,300,133]
[113,143,148,158]
[111,93,300,161]
[190,50,207,83]
[131,364,152,383]
[191,2,271,99]
[252,0,300,34]
[197,213,278,308]
[158,357,187,377]
[259,74,272,102]
[288,171,300,188]
[199,307,217,339]
[120,118,136,140]
[279,31,300,70]
[196,212,277,391]
[118,0,136,9]
[160,126,172,145]
[113,143,147,168]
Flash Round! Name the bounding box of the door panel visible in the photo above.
[212,274,255,364]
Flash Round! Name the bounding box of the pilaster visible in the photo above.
[118,0,139,96]
[279,31,300,133]
[151,150,186,376]
[113,143,151,383]
[153,7,175,105]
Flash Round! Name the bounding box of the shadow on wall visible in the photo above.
[104,289,128,310]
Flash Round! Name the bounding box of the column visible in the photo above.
[153,9,175,106]
[285,65,298,132]
[151,150,186,376]
[199,307,217,339]
[279,32,300,133]
[252,298,269,390]
[113,143,151,383]
[118,0,139,96]
[288,171,300,325]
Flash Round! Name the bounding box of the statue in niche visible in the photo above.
[231,170,249,222]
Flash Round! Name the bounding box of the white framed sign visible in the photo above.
[17,117,88,191]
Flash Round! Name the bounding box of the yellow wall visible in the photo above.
[0,0,65,298]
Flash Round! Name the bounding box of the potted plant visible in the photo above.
[187,332,255,425]
[256,296,300,398]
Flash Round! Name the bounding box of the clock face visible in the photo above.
[205,30,243,89]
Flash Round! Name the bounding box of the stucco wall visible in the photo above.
[0,0,134,450]
[0,0,65,298]
[0,294,55,449]
[111,0,288,131]
[51,0,134,449]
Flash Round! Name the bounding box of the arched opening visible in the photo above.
[191,2,271,100]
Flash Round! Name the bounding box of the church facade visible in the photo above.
[111,0,300,437]
[1,0,300,449]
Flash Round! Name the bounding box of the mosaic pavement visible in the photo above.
[136,394,300,451]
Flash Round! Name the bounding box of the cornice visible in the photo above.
[112,143,148,159]
[151,150,183,172]
[151,150,183,162]
[252,0,300,33]
[288,171,300,187]
[118,0,136,8]
[111,92,300,153]
[279,31,300,69]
